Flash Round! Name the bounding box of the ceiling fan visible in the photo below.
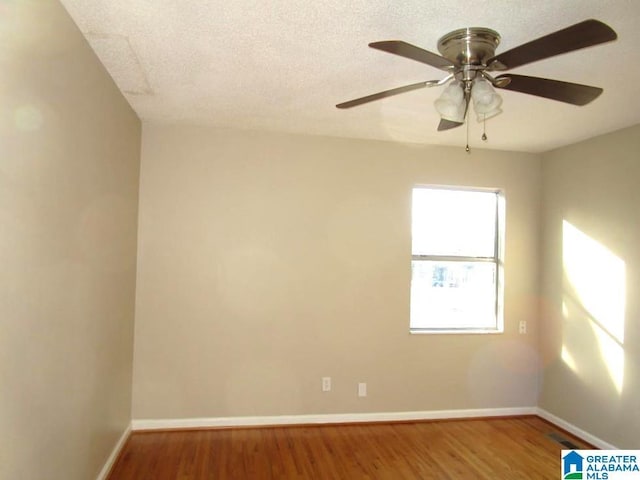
[336,19,617,133]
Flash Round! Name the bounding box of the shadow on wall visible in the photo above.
[560,219,626,397]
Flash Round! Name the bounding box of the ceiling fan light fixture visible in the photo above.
[337,19,617,143]
[434,81,465,122]
[476,108,502,123]
[471,77,502,115]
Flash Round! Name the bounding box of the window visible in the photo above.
[410,186,504,333]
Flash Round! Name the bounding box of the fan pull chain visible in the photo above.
[482,115,488,141]
[465,117,470,153]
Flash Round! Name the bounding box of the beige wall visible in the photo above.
[539,124,640,448]
[0,1,140,479]
[133,124,541,419]
[3,0,636,466]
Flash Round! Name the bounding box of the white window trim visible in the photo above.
[409,186,505,334]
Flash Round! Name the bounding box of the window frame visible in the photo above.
[410,185,505,334]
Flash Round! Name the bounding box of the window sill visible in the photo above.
[410,328,503,335]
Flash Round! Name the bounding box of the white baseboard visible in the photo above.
[96,422,131,480]
[536,407,618,449]
[132,406,537,431]
[110,408,616,464]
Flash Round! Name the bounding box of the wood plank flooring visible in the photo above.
[107,416,591,479]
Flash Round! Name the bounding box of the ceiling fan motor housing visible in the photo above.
[437,27,501,82]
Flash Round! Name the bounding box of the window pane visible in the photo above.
[412,188,496,257]
[410,261,497,329]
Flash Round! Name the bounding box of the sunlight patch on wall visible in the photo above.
[562,220,626,393]
[589,319,625,393]
[561,344,579,374]
[563,221,626,342]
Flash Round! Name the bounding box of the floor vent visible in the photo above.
[547,432,580,449]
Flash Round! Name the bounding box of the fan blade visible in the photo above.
[437,118,464,131]
[369,41,455,71]
[336,81,430,109]
[487,19,617,71]
[495,74,603,105]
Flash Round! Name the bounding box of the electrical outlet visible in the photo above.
[358,382,367,397]
[519,320,527,334]
[322,377,331,392]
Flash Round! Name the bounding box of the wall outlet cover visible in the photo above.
[358,383,367,397]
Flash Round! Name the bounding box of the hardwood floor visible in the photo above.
[107,416,590,479]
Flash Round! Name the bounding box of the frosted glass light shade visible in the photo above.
[434,82,465,122]
[476,108,502,122]
[472,78,502,115]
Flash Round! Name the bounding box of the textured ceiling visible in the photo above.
[60,0,640,153]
